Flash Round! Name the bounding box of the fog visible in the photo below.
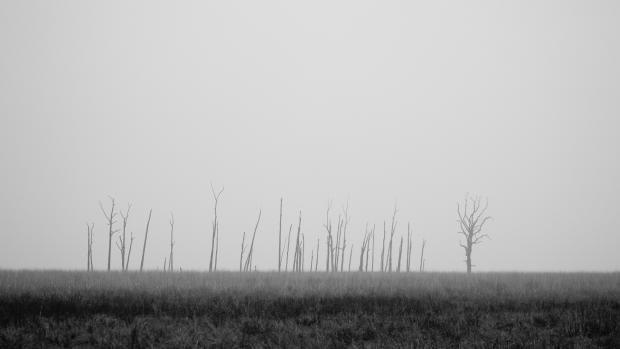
[1,1,619,271]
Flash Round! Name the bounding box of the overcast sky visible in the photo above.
[1,1,619,271]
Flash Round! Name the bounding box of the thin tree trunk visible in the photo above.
[140,209,152,272]
[209,185,224,272]
[397,237,403,272]
[278,197,282,272]
[381,221,386,272]
[244,210,261,272]
[285,224,292,271]
[240,231,246,272]
[126,232,134,271]
[419,239,426,272]
[169,213,174,272]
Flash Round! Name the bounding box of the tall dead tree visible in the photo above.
[239,231,246,272]
[278,197,283,272]
[387,205,398,272]
[315,238,320,271]
[359,224,372,272]
[348,244,353,272]
[243,210,261,272]
[209,184,224,272]
[126,231,134,271]
[371,227,375,271]
[340,204,349,272]
[139,209,153,272]
[380,221,386,272]
[365,225,374,272]
[324,202,333,272]
[86,223,94,271]
[168,212,175,272]
[419,239,426,272]
[396,236,403,272]
[457,195,492,273]
[406,223,412,272]
[285,224,292,271]
[292,211,302,272]
[99,197,119,271]
[116,204,131,271]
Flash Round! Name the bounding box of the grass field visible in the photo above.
[1,271,619,348]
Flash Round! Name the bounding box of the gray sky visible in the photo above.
[1,1,619,271]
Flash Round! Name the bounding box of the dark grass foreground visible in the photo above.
[1,271,619,348]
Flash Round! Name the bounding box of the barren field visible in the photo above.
[1,271,619,348]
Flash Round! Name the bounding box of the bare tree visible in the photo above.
[406,223,412,272]
[168,212,175,272]
[419,239,426,272]
[396,236,403,272]
[457,195,492,273]
[139,209,153,272]
[359,224,372,272]
[315,238,320,271]
[209,184,224,272]
[340,204,350,272]
[292,211,302,272]
[99,197,119,271]
[387,205,398,272]
[115,204,131,271]
[239,231,246,272]
[324,202,333,272]
[243,210,261,272]
[380,221,386,272]
[371,227,375,272]
[86,223,94,271]
[348,243,353,272]
[278,197,283,272]
[285,224,292,271]
[126,231,134,271]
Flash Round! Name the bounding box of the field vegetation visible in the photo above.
[1,271,619,348]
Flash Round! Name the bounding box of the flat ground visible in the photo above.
[0,271,619,348]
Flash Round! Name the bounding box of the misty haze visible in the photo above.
[1,1,619,347]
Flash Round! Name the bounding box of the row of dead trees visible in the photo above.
[274,199,430,273]
[87,191,489,273]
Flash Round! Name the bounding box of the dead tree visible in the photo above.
[139,209,153,272]
[348,243,353,272]
[114,204,131,271]
[406,223,412,272]
[315,238,320,271]
[365,225,374,272]
[126,231,134,270]
[239,231,246,272]
[324,202,333,272]
[292,211,302,272]
[419,239,426,272]
[387,205,398,272]
[396,236,403,272]
[209,184,224,272]
[168,212,175,272]
[380,221,386,272]
[278,197,283,272]
[243,210,261,272]
[359,224,372,271]
[371,227,375,272]
[310,249,314,272]
[285,224,292,271]
[457,195,492,273]
[340,204,349,272]
[86,223,94,271]
[99,197,119,271]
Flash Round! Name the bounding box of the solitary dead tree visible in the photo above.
[99,197,119,271]
[457,195,492,273]
[116,204,131,271]
[86,223,94,271]
[278,197,283,272]
[419,239,426,272]
[314,238,320,271]
[168,212,175,272]
[243,210,261,272]
[139,209,153,272]
[209,184,224,272]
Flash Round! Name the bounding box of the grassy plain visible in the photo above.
[0,271,619,348]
